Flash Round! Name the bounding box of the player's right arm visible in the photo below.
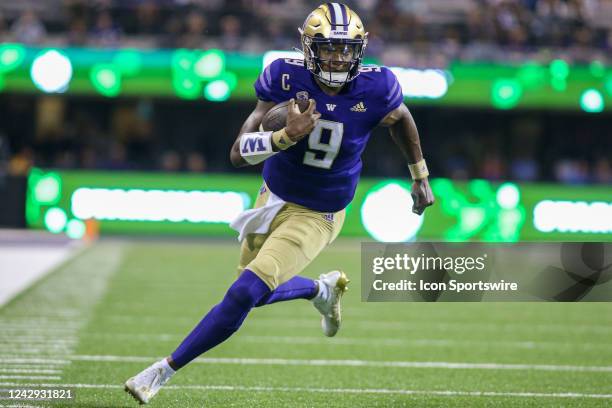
[230,98,319,168]
[230,100,276,168]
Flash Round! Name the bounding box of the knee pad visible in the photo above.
[217,269,271,331]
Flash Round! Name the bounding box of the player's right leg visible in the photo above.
[124,268,271,404]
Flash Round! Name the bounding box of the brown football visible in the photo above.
[261,99,311,132]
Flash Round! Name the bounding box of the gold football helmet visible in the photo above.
[299,3,368,87]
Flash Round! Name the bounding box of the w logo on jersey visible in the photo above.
[326,104,337,111]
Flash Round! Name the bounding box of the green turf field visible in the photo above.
[1,239,612,407]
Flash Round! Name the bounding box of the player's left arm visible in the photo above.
[379,103,435,215]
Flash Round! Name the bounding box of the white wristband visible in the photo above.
[239,131,278,165]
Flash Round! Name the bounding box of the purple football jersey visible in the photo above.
[254,58,404,212]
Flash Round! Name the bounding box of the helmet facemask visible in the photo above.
[301,31,368,88]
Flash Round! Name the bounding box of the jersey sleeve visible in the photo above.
[379,67,404,117]
[254,58,284,102]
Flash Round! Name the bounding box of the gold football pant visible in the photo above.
[237,183,345,290]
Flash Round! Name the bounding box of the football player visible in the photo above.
[125,3,434,404]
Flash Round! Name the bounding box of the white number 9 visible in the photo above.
[302,120,343,169]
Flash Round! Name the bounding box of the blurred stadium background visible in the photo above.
[0,1,611,407]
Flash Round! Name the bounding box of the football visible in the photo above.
[261,99,311,132]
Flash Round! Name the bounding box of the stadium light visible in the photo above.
[496,183,520,210]
[194,49,225,79]
[204,79,231,101]
[44,207,68,233]
[491,79,522,109]
[30,49,73,93]
[580,89,604,113]
[90,64,122,97]
[361,182,424,242]
[0,43,26,73]
[33,172,62,204]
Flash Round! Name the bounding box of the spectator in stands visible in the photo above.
[10,10,46,45]
[592,158,611,184]
[160,150,181,172]
[180,10,207,49]
[67,17,88,46]
[554,159,589,184]
[160,16,182,49]
[8,147,34,176]
[135,2,161,35]
[90,11,122,48]
[186,152,207,173]
[0,12,6,41]
[219,15,241,51]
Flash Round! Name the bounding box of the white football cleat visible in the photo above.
[312,270,349,337]
[124,359,175,405]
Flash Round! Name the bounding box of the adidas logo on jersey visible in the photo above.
[350,102,367,112]
[326,104,337,111]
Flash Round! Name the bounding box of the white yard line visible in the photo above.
[0,382,610,400]
[0,369,61,375]
[72,331,612,351]
[0,243,125,387]
[8,354,602,373]
[0,376,60,381]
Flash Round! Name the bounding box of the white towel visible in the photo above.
[229,192,286,242]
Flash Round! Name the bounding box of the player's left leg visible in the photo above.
[245,206,347,336]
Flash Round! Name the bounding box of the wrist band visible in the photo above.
[271,128,296,150]
[408,159,429,180]
[239,131,277,164]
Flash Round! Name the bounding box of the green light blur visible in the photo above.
[550,59,569,79]
[90,64,122,97]
[113,49,142,76]
[33,172,62,204]
[0,43,26,73]
[0,74,4,91]
[204,79,231,101]
[605,75,612,96]
[194,49,225,79]
[44,207,67,234]
[173,73,201,100]
[172,49,195,72]
[550,77,567,92]
[589,60,605,78]
[580,89,604,113]
[517,62,546,89]
[66,219,86,239]
[491,79,522,109]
